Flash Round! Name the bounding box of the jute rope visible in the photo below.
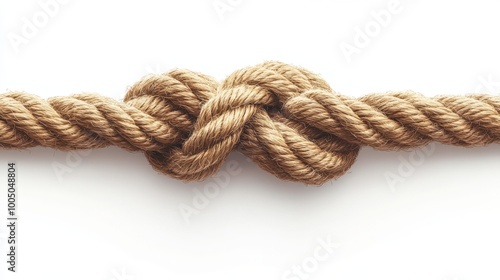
[1,62,499,184]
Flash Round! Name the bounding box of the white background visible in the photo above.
[1,0,500,279]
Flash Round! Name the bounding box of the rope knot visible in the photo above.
[126,62,360,184]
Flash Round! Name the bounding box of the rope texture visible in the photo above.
[1,62,500,184]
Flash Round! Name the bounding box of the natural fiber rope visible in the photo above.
[1,61,499,184]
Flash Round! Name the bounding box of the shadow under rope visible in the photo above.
[1,142,498,188]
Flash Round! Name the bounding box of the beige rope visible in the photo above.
[1,61,499,184]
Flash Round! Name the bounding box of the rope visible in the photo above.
[1,62,499,184]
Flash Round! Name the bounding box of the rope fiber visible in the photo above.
[1,62,499,184]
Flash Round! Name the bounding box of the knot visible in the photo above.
[124,62,360,184]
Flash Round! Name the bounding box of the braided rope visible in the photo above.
[1,62,499,184]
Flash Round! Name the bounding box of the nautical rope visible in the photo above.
[1,62,499,184]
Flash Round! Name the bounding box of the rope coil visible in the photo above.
[1,62,499,184]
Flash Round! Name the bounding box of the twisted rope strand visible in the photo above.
[1,62,499,184]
